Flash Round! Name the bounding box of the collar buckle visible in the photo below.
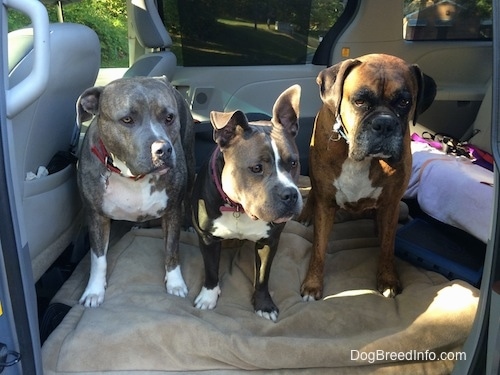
[330,115,349,144]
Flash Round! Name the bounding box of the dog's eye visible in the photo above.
[165,113,175,125]
[290,160,298,169]
[397,99,410,108]
[249,164,263,174]
[121,116,134,125]
[354,99,366,107]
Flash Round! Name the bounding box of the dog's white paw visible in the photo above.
[79,289,105,308]
[79,279,106,307]
[165,266,188,297]
[381,287,398,298]
[256,309,278,322]
[80,252,107,307]
[301,294,317,302]
[194,285,221,310]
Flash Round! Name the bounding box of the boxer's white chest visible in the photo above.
[212,211,271,241]
[101,172,168,221]
[333,157,382,208]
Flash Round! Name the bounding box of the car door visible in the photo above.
[0,0,49,373]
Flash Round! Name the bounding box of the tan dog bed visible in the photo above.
[42,218,478,374]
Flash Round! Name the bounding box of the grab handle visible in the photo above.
[5,0,50,118]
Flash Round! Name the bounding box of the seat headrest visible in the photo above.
[132,0,172,49]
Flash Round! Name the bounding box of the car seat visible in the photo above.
[8,23,100,281]
[405,78,494,243]
[124,0,177,79]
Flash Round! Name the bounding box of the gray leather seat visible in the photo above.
[124,0,177,79]
[8,22,100,281]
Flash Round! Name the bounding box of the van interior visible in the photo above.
[2,0,498,374]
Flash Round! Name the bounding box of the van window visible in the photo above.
[160,0,345,66]
[403,0,492,41]
[8,1,128,68]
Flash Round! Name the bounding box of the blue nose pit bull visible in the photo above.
[76,76,195,307]
[191,85,303,322]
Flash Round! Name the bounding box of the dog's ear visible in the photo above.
[210,110,251,148]
[272,84,301,138]
[76,86,104,126]
[411,64,437,126]
[317,59,361,116]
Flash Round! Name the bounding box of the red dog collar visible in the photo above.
[210,146,244,215]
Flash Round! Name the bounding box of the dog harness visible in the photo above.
[91,138,145,180]
[210,146,245,216]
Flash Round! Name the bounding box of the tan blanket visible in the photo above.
[42,219,478,374]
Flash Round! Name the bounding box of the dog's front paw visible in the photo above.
[194,285,221,310]
[80,252,107,307]
[165,266,188,297]
[377,271,402,298]
[79,288,105,308]
[301,277,323,301]
[79,271,106,307]
[256,309,279,322]
[253,291,279,322]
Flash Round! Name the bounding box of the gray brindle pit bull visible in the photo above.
[298,54,436,301]
[76,76,195,307]
[191,85,303,321]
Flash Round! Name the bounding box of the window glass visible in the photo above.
[8,1,128,68]
[161,0,345,66]
[8,9,33,31]
[403,0,492,41]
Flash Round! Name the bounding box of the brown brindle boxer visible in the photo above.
[299,53,436,300]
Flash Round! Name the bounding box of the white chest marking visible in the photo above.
[212,211,271,241]
[102,173,168,221]
[333,157,382,208]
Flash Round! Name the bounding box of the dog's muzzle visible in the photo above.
[352,113,404,161]
[152,140,173,163]
[368,114,400,137]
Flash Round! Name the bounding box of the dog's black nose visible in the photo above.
[280,187,298,204]
[152,141,172,159]
[370,115,398,136]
